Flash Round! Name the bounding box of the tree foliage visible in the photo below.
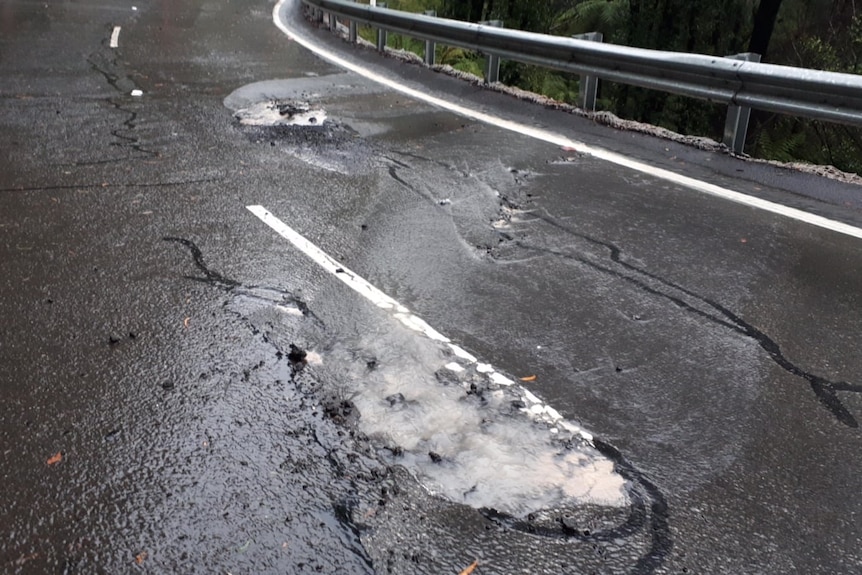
[372,0,862,173]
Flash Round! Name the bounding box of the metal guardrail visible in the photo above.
[303,0,862,154]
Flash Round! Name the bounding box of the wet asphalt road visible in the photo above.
[2,0,862,573]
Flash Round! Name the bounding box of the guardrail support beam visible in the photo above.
[723,52,761,154]
[479,20,503,84]
[573,32,603,111]
[424,10,436,65]
[376,2,387,52]
[347,0,358,43]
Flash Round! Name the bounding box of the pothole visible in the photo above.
[234,99,327,127]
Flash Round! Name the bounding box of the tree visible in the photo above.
[437,0,486,21]
[386,0,862,173]
[748,0,784,59]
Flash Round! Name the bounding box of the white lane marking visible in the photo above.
[490,372,515,386]
[246,204,593,442]
[448,344,477,362]
[246,205,442,337]
[110,26,121,48]
[272,0,862,241]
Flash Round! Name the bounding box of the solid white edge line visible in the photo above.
[246,204,594,441]
[272,0,862,241]
[110,26,121,49]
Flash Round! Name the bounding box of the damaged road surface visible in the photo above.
[2,0,862,574]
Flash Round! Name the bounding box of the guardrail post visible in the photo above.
[572,32,603,111]
[723,52,761,154]
[424,10,436,65]
[376,2,387,52]
[479,20,503,84]
[347,0,358,43]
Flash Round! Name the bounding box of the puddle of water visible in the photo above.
[226,79,382,174]
[229,287,627,516]
[223,75,381,112]
[226,273,627,518]
[234,100,327,127]
[317,317,629,517]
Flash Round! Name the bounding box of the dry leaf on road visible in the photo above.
[459,559,479,575]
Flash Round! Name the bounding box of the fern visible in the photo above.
[755,123,807,163]
[553,0,628,38]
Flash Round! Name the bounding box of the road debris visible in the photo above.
[287,343,307,364]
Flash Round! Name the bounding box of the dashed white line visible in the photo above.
[246,204,593,441]
[246,205,414,312]
[109,26,121,48]
[272,0,862,241]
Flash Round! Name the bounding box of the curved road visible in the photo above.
[2,1,861,573]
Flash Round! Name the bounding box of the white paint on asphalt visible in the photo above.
[109,26,121,48]
[247,205,445,338]
[272,0,862,241]
[246,205,622,511]
[246,204,588,435]
[448,344,477,363]
[490,372,515,386]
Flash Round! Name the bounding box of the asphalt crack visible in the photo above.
[164,236,673,575]
[479,438,671,575]
[163,237,240,289]
[85,48,160,163]
[511,209,862,428]
[163,236,375,569]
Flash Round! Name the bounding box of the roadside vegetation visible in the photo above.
[358,0,862,174]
